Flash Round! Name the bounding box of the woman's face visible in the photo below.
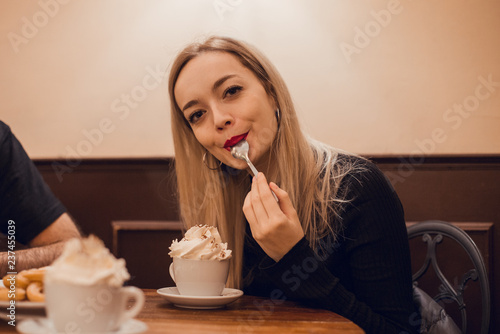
[174,51,278,171]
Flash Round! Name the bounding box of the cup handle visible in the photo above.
[120,286,145,321]
[169,262,176,283]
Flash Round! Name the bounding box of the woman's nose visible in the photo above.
[213,107,234,130]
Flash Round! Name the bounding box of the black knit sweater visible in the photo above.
[242,155,419,334]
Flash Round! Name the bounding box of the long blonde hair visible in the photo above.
[168,36,357,288]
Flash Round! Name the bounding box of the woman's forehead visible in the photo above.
[180,52,245,80]
[174,52,254,98]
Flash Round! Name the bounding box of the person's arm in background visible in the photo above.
[0,212,81,276]
[0,121,82,276]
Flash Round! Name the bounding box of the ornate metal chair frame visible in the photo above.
[407,220,490,334]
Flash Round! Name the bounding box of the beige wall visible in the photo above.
[1,0,499,159]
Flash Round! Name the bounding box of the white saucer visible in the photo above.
[17,318,147,334]
[157,287,243,309]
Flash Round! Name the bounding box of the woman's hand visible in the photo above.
[243,172,305,262]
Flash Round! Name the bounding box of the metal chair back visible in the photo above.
[407,220,490,334]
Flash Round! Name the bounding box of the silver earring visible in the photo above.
[203,151,222,170]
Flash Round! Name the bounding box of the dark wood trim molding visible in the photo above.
[33,154,500,166]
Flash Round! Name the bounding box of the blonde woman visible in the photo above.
[168,36,417,334]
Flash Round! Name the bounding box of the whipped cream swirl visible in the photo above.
[45,235,130,287]
[169,224,232,261]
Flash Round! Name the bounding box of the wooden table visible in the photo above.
[0,289,364,333]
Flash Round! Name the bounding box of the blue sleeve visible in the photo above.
[0,121,66,245]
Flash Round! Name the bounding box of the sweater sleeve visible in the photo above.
[256,160,418,334]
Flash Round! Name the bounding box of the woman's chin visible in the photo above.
[225,159,250,171]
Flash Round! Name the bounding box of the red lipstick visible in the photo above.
[224,132,248,151]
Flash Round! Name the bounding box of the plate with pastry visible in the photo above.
[0,268,47,319]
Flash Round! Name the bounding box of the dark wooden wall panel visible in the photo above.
[112,221,184,289]
[36,160,179,249]
[34,156,499,332]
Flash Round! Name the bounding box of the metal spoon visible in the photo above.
[231,139,279,202]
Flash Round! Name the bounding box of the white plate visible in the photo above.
[157,287,243,309]
[0,280,46,320]
[17,318,147,334]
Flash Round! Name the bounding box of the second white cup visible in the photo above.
[169,257,230,296]
[45,281,145,333]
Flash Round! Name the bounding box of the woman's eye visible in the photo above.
[224,85,242,98]
[188,110,205,124]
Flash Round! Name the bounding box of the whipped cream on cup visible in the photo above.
[45,235,130,287]
[169,224,232,261]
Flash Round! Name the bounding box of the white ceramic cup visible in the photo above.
[44,281,145,333]
[169,257,230,296]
